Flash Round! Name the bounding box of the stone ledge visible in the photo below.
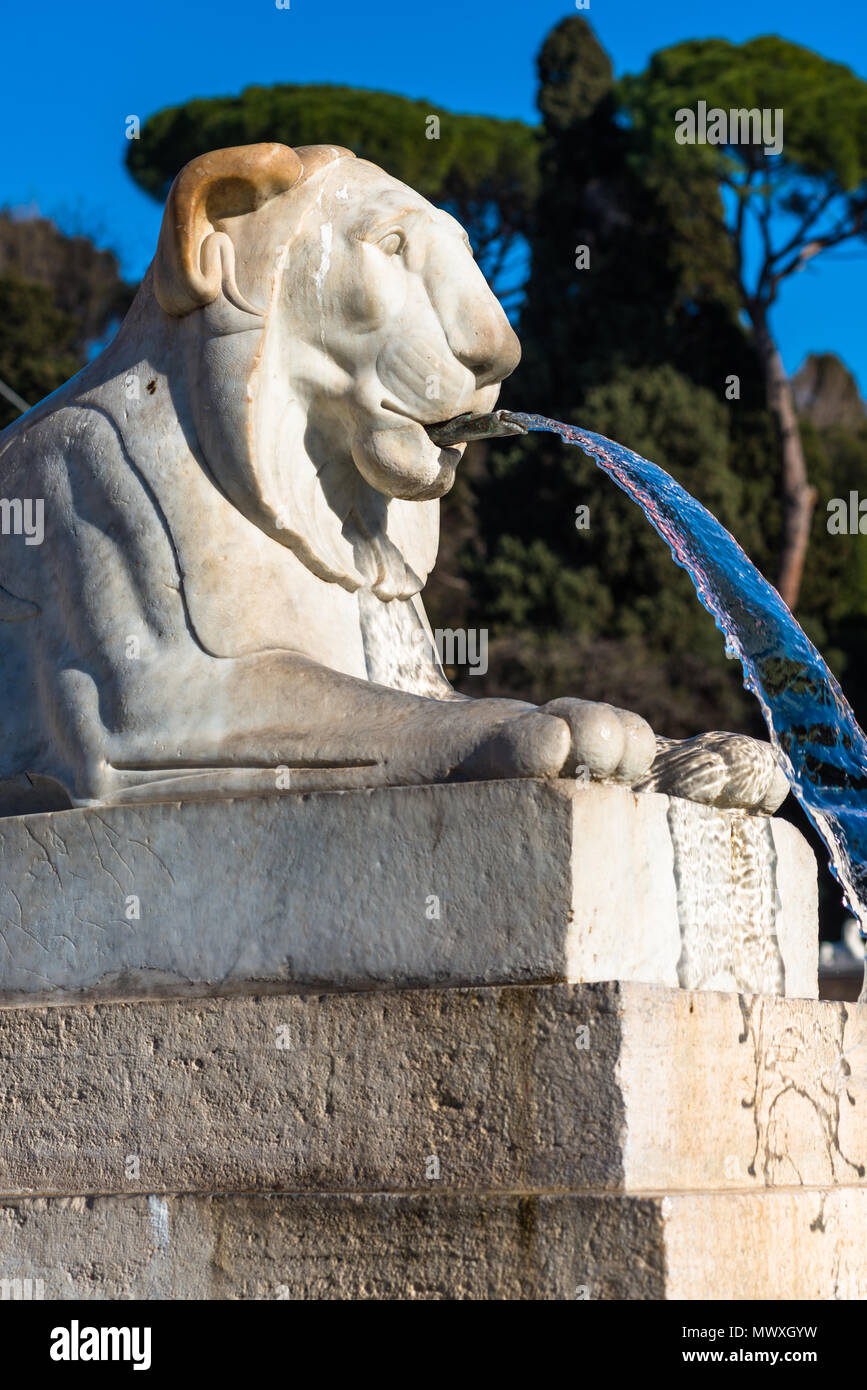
[0,780,817,1004]
[1,1187,866,1300]
[1,983,861,1198]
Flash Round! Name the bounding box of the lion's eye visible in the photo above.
[377,230,405,256]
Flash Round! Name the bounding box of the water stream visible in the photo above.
[512,413,867,979]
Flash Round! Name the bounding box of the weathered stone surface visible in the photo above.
[661,1188,867,1301]
[0,780,817,1004]
[619,986,867,1191]
[1,1187,865,1300]
[2,983,860,1199]
[0,1192,662,1301]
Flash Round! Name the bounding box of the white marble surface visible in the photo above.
[0,780,816,1005]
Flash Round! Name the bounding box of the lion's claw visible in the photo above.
[540,698,656,784]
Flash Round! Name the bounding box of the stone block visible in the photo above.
[1,1188,866,1300]
[0,781,817,1004]
[1,983,861,1198]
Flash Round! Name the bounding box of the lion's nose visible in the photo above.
[450,314,522,388]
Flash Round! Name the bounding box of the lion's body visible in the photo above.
[0,143,787,818]
[0,144,516,812]
[0,308,455,811]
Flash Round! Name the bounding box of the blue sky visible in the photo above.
[2,0,865,392]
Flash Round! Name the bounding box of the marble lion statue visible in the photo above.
[0,142,787,816]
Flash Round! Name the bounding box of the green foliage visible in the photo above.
[0,276,80,430]
[622,38,867,325]
[0,213,133,355]
[0,215,133,430]
[624,37,867,190]
[125,84,539,300]
[462,366,775,736]
[536,13,614,128]
[517,18,745,411]
[794,353,867,433]
[798,419,867,666]
[456,19,773,735]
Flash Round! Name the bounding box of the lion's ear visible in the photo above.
[153,144,304,317]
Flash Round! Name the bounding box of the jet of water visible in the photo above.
[513,413,867,990]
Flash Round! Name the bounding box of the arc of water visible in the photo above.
[512,413,867,993]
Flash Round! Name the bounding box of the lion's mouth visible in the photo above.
[359,390,520,500]
[379,397,466,459]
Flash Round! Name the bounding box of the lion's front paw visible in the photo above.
[634,731,789,814]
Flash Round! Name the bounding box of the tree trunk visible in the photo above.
[752,313,817,611]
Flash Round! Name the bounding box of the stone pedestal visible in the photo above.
[0,983,865,1299]
[1,781,860,1300]
[0,781,816,1003]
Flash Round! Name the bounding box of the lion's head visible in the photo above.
[150,143,520,600]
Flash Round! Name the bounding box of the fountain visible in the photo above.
[0,145,865,1301]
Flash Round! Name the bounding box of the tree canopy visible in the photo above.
[623,36,867,606]
[0,214,133,356]
[0,276,80,430]
[0,214,133,428]
[458,19,867,747]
